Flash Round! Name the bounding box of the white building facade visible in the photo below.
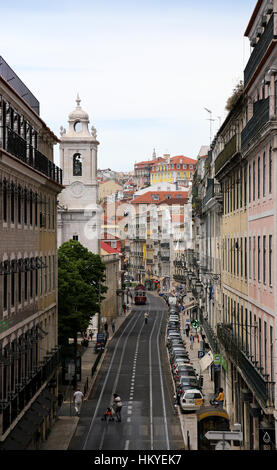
[57,95,100,254]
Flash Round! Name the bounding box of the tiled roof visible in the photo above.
[101,241,121,254]
[131,191,189,204]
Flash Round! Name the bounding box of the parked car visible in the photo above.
[175,378,200,403]
[170,351,189,365]
[172,359,193,372]
[168,318,179,324]
[172,363,195,373]
[174,366,197,382]
[179,388,204,412]
[167,322,180,330]
[167,338,184,348]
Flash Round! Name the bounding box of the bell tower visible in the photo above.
[57,95,100,254]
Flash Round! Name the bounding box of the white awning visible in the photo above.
[199,351,213,372]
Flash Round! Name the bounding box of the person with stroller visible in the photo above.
[113,393,122,422]
[102,407,114,422]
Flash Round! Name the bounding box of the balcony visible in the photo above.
[199,312,220,354]
[217,324,274,408]
[161,242,170,249]
[202,178,222,210]
[214,134,239,176]
[244,14,274,87]
[241,97,270,149]
[161,256,170,262]
[0,126,62,184]
[1,348,60,435]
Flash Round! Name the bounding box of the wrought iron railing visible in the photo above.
[199,312,220,353]
[241,97,270,149]
[1,348,60,435]
[215,134,239,176]
[0,126,63,184]
[217,324,274,408]
[244,14,274,87]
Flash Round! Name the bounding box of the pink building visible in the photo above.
[242,0,277,448]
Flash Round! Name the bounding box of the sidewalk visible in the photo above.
[40,310,132,450]
[176,306,215,450]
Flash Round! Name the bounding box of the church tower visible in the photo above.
[57,95,100,254]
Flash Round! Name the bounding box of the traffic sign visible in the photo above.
[198,350,205,359]
[205,431,243,442]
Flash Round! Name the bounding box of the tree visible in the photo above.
[58,240,107,346]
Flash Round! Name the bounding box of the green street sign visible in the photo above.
[191,320,200,328]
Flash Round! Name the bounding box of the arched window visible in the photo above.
[73,153,82,176]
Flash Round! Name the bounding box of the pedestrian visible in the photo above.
[185,323,190,337]
[104,322,108,332]
[89,330,93,341]
[215,388,225,408]
[113,393,122,422]
[123,303,126,314]
[73,388,84,416]
[189,334,194,350]
[111,319,115,333]
[144,312,149,324]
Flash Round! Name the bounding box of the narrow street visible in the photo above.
[68,294,184,450]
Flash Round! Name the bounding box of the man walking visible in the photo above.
[189,334,194,350]
[111,319,115,334]
[144,312,149,324]
[73,388,84,416]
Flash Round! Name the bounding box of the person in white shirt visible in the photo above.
[73,388,84,416]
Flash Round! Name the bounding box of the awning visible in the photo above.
[199,351,214,372]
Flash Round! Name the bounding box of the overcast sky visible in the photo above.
[1,0,256,171]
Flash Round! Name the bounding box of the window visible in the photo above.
[29,190,33,225]
[3,261,8,310]
[72,235,79,241]
[24,188,28,225]
[44,256,47,294]
[263,151,266,197]
[270,326,274,382]
[18,260,22,303]
[249,237,251,279]
[253,161,256,201]
[11,182,15,223]
[263,235,266,284]
[190,165,193,169]
[3,179,7,222]
[264,321,267,376]
[241,238,243,277]
[35,258,38,297]
[35,193,38,226]
[11,260,15,307]
[53,255,55,290]
[245,237,247,279]
[269,235,272,286]
[249,164,251,203]
[257,157,261,199]
[24,259,28,301]
[49,255,51,291]
[253,236,256,280]
[73,153,82,176]
[30,258,33,298]
[244,167,247,207]
[258,237,261,282]
[269,146,272,194]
